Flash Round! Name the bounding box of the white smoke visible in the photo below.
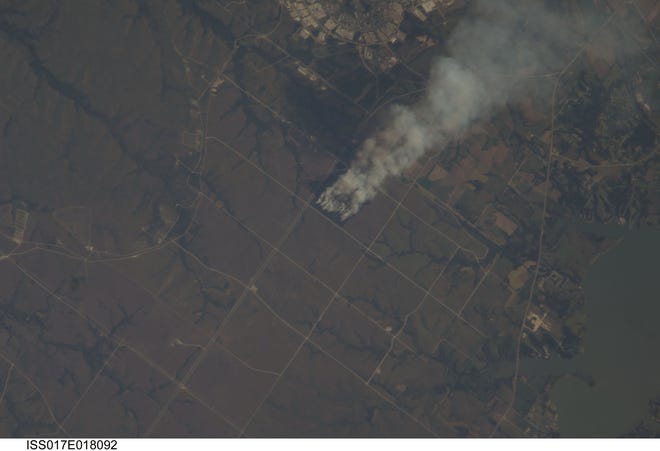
[317,1,598,220]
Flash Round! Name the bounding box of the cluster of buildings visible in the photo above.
[525,308,553,335]
[295,64,328,90]
[0,203,29,246]
[282,0,455,71]
[12,207,28,244]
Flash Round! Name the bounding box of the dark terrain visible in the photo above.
[0,0,658,437]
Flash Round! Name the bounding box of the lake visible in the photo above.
[545,225,660,437]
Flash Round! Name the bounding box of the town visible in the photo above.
[282,0,458,71]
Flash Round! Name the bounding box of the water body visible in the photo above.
[525,225,660,436]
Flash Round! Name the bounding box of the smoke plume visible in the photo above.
[317,1,599,220]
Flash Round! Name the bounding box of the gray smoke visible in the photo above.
[318,1,598,220]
